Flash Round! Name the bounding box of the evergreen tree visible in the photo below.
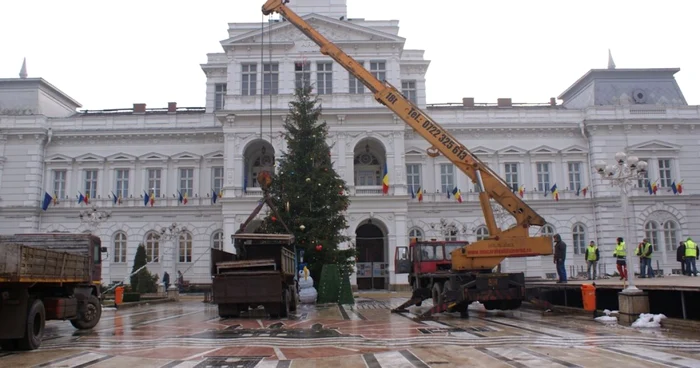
[130,244,147,291]
[259,86,356,284]
[130,244,158,294]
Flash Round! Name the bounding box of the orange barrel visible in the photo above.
[115,286,124,306]
[581,283,596,312]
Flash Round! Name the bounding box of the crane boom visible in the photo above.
[262,0,553,267]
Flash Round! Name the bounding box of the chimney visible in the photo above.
[550,97,557,106]
[133,103,146,114]
[497,98,512,107]
[168,102,177,113]
[462,97,475,108]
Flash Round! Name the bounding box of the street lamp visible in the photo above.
[156,222,187,290]
[78,205,111,231]
[594,152,648,294]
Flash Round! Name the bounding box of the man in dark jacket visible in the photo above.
[553,234,567,283]
[677,241,687,275]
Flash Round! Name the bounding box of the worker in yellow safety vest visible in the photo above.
[637,238,654,278]
[613,237,628,280]
[685,237,698,276]
[584,241,600,280]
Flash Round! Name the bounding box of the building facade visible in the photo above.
[1,0,699,289]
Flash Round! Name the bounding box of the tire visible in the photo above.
[413,280,422,307]
[432,282,443,308]
[70,295,102,330]
[17,299,45,351]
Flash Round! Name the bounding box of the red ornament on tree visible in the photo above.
[271,216,277,222]
[315,244,323,251]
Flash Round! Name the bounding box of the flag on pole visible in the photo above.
[550,184,559,201]
[582,186,589,197]
[143,190,150,206]
[452,187,462,203]
[149,191,155,207]
[518,185,525,198]
[382,164,389,194]
[111,191,118,205]
[417,187,423,202]
[41,192,53,211]
[677,180,684,194]
[212,190,218,204]
[77,192,85,204]
[410,186,415,199]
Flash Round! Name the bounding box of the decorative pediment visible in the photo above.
[75,153,105,164]
[171,151,202,163]
[529,145,559,155]
[106,152,137,163]
[45,154,73,164]
[405,147,425,156]
[561,145,588,156]
[497,146,527,156]
[204,151,224,162]
[627,140,680,153]
[138,152,169,163]
[470,146,496,157]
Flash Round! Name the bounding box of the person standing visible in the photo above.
[163,271,171,291]
[677,241,687,275]
[638,238,654,278]
[613,237,628,281]
[553,234,567,283]
[585,240,600,280]
[685,237,699,276]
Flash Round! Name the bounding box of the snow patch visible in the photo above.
[468,301,486,311]
[631,313,667,328]
[101,307,117,311]
[603,309,619,315]
[594,315,618,324]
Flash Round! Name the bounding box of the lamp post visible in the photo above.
[594,152,648,294]
[156,222,187,290]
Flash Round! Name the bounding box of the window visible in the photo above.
[663,221,678,251]
[179,232,193,263]
[212,231,224,251]
[349,61,365,94]
[658,159,672,187]
[370,61,386,81]
[645,221,659,252]
[215,83,226,110]
[113,232,127,263]
[445,225,458,241]
[179,168,194,197]
[637,158,650,188]
[241,64,257,95]
[147,169,162,197]
[475,226,489,241]
[536,162,550,192]
[504,163,519,192]
[263,63,279,95]
[52,170,66,199]
[402,80,417,103]
[84,170,98,199]
[115,169,129,199]
[568,162,582,191]
[406,164,421,195]
[145,232,160,263]
[316,62,332,94]
[542,224,555,237]
[212,167,224,195]
[408,228,423,241]
[572,223,586,255]
[294,61,311,89]
[440,164,454,194]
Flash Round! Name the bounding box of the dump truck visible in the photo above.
[0,233,104,350]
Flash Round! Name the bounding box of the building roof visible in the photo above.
[557,68,682,101]
[0,77,82,109]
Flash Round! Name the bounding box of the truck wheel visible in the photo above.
[70,295,102,330]
[17,299,45,351]
[432,283,443,308]
[289,285,298,312]
[413,280,422,307]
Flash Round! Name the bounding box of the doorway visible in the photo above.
[356,222,387,290]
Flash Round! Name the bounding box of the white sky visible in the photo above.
[2,0,697,110]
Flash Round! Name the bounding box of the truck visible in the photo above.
[211,190,298,319]
[261,0,554,317]
[0,233,104,350]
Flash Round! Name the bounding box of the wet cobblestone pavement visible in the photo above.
[2,294,700,367]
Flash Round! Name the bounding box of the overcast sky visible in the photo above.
[2,0,697,110]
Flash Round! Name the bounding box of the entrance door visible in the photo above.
[356,223,386,290]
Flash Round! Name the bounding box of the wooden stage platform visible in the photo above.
[526,275,700,292]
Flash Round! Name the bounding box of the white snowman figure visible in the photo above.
[298,266,317,304]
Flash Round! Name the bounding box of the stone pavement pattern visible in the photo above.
[1,295,700,367]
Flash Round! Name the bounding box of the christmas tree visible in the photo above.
[259,86,356,285]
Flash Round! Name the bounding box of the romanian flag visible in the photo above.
[149,191,155,207]
[651,179,658,195]
[518,185,525,198]
[417,187,423,202]
[84,193,90,205]
[183,192,188,205]
[382,164,389,194]
[550,184,559,201]
[582,186,589,197]
[52,193,59,205]
[677,180,684,194]
[452,187,462,203]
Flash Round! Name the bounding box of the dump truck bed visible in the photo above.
[0,243,91,283]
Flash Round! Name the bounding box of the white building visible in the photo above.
[1,0,698,290]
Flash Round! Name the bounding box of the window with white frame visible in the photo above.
[316,62,332,94]
[440,164,454,194]
[536,162,550,192]
[402,80,417,103]
[84,170,98,199]
[645,221,659,252]
[212,230,224,250]
[370,61,386,81]
[475,226,489,241]
[504,162,519,192]
[542,224,555,237]
[263,63,279,95]
[294,61,311,90]
[113,232,127,263]
[406,164,421,196]
[658,159,672,187]
[179,168,194,197]
[179,232,193,263]
[115,169,129,199]
[637,158,650,188]
[147,169,162,197]
[212,167,224,195]
[52,170,66,199]
[349,61,365,94]
[214,83,226,110]
[445,225,458,241]
[408,228,423,241]
[663,221,679,251]
[145,232,160,263]
[568,162,582,191]
[241,64,257,95]
[572,223,586,255]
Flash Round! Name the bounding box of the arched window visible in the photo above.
[475,226,489,241]
[113,232,127,263]
[408,228,423,241]
[444,225,459,241]
[246,145,275,188]
[353,148,382,186]
[212,230,224,250]
[645,221,659,252]
[179,232,193,263]
[572,224,586,255]
[542,224,555,236]
[663,221,679,251]
[145,232,160,263]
